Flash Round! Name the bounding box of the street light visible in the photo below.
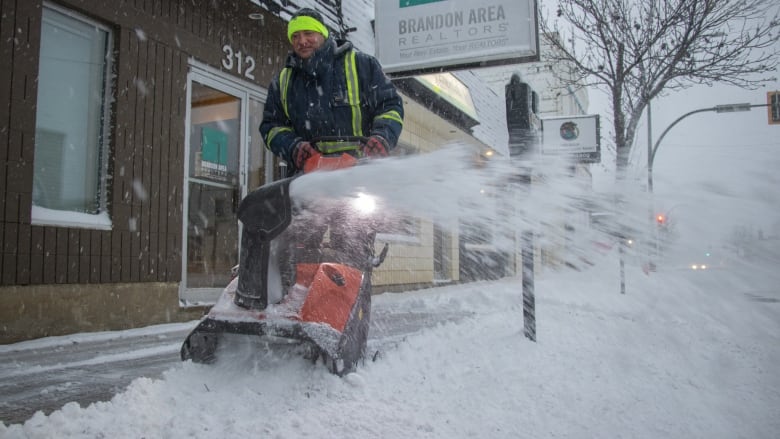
[647,102,767,193]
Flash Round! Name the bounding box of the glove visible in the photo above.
[292,141,316,169]
[362,136,389,158]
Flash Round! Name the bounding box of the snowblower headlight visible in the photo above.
[352,192,377,215]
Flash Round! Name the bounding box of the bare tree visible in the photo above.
[541,0,780,176]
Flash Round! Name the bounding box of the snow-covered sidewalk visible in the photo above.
[2,254,779,438]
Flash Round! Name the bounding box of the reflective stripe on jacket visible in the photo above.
[259,38,404,171]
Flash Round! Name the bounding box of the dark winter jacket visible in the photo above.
[259,38,404,171]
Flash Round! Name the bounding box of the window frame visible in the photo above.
[31,2,114,230]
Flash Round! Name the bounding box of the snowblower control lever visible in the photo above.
[373,243,389,268]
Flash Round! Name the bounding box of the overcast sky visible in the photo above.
[553,2,780,247]
[589,76,780,246]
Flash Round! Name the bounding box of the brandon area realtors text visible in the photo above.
[398,5,508,48]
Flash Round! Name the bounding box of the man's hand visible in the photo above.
[362,136,389,158]
[292,141,316,169]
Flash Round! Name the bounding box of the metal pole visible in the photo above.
[522,229,536,341]
[648,103,767,193]
[647,101,653,193]
[649,107,714,179]
[619,240,626,294]
[646,100,657,270]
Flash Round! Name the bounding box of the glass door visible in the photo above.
[181,64,268,304]
[184,80,242,302]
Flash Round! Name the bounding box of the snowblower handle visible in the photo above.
[303,136,370,174]
[309,136,370,153]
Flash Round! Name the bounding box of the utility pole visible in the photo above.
[648,103,765,193]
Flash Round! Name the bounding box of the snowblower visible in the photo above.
[180,136,388,376]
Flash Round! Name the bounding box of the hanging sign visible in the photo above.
[540,115,601,164]
[375,0,539,75]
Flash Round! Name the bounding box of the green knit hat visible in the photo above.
[287,8,329,43]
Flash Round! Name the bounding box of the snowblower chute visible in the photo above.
[180,137,387,376]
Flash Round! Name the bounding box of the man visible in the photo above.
[255,7,404,275]
[259,7,404,173]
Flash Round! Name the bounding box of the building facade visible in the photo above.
[2,0,501,343]
[1,0,299,342]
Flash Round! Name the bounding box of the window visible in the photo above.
[32,3,113,229]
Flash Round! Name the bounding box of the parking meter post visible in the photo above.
[506,73,538,342]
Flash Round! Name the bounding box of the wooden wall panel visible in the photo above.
[138,38,153,282]
[0,0,13,166]
[2,222,17,284]
[148,42,163,281]
[100,230,112,283]
[5,147,32,194]
[2,191,19,283]
[66,229,79,283]
[1,250,12,285]
[0,0,6,282]
[130,32,147,284]
[55,228,67,283]
[43,227,56,284]
[113,27,136,235]
[120,230,132,282]
[29,226,44,284]
[111,231,122,283]
[1,0,290,286]
[16,224,31,285]
[166,49,187,281]
[156,45,173,281]
[89,230,102,284]
[18,187,31,224]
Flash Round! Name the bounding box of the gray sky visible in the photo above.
[590,79,780,245]
[650,84,779,243]
[581,4,780,246]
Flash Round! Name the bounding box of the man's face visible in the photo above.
[291,30,325,59]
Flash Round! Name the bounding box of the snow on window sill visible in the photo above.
[31,205,112,230]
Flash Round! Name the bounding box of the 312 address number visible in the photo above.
[221,44,256,80]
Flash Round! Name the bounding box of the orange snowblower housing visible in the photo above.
[297,263,363,333]
[303,152,358,174]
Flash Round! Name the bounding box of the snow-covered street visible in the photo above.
[0,292,472,426]
[2,250,778,438]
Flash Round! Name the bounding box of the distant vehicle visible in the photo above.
[668,248,724,272]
